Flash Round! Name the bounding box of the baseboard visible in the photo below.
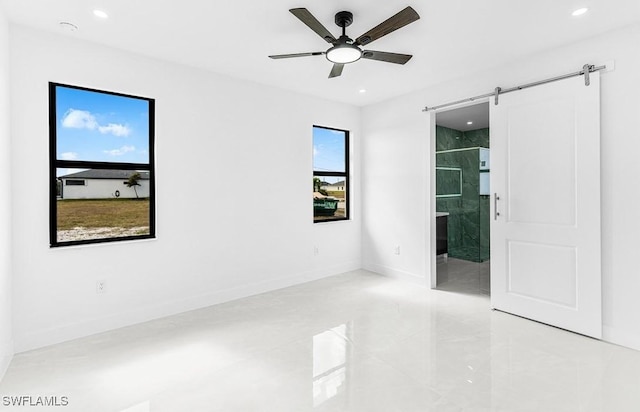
[15,260,361,353]
[0,338,14,382]
[363,262,427,286]
[603,325,640,352]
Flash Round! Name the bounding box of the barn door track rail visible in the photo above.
[422,63,605,112]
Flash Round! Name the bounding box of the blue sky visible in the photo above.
[56,85,150,165]
[313,127,346,174]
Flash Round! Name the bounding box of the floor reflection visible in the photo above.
[437,257,490,296]
[312,323,351,407]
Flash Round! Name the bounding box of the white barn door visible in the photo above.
[490,73,602,338]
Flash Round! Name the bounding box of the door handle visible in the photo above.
[494,193,500,220]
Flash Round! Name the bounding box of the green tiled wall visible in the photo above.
[479,196,490,261]
[436,126,489,151]
[436,126,490,262]
[436,168,462,196]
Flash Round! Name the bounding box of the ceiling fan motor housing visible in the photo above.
[335,11,353,28]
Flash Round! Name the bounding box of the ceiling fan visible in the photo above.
[269,6,420,78]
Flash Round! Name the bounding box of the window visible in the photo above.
[313,125,349,223]
[49,83,155,247]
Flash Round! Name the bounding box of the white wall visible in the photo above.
[0,6,13,379]
[62,178,150,199]
[361,91,431,284]
[10,26,361,352]
[362,23,640,351]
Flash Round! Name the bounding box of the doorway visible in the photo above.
[427,69,602,339]
[434,102,490,295]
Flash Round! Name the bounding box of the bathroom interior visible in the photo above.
[435,102,491,295]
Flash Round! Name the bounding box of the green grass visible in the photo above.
[57,198,150,230]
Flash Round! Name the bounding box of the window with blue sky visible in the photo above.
[55,85,150,165]
[49,83,155,247]
[313,126,349,223]
[313,127,346,174]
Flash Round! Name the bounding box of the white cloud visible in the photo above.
[62,109,98,130]
[313,145,319,157]
[99,123,131,137]
[62,109,131,137]
[103,145,135,156]
[59,152,78,160]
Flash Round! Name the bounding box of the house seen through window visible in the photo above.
[49,83,155,247]
[313,125,349,223]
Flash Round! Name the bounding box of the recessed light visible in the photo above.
[359,89,367,93]
[467,121,473,125]
[572,8,588,16]
[59,22,78,32]
[93,9,109,19]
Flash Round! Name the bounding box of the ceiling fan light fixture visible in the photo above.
[326,44,362,64]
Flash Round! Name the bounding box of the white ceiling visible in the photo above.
[436,102,489,132]
[1,0,639,106]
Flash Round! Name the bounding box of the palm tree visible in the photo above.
[124,172,142,199]
[313,177,329,195]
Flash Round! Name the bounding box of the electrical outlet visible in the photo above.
[394,246,400,255]
[314,246,319,256]
[96,280,106,294]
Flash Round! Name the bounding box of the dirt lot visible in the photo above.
[56,198,150,241]
[57,226,150,242]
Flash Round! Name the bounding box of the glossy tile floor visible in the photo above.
[2,270,640,411]
[436,258,490,296]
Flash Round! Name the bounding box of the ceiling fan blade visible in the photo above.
[362,50,413,65]
[289,8,337,43]
[329,63,344,78]
[269,52,325,59]
[355,6,420,46]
